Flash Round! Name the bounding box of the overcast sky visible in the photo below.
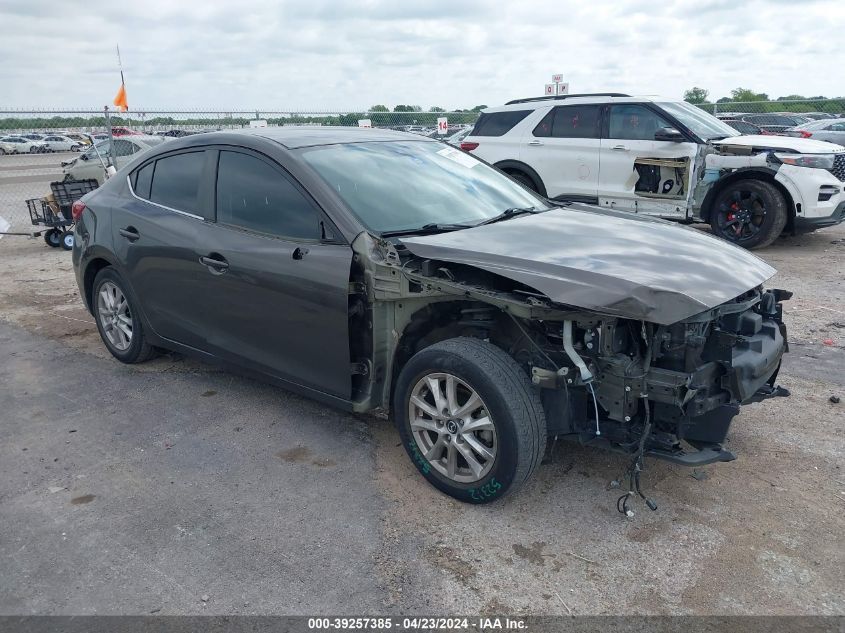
[2,0,843,111]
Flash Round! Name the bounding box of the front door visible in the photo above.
[195,149,353,399]
[598,104,698,218]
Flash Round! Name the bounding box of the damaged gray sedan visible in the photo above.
[72,128,790,504]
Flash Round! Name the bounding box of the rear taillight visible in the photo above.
[800,131,813,138]
[71,200,86,221]
[460,141,479,151]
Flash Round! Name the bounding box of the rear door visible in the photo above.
[523,104,601,201]
[195,148,353,398]
[598,103,698,218]
[112,148,216,350]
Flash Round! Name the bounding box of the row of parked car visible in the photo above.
[0,131,112,155]
[717,111,845,143]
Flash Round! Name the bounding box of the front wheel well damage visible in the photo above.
[700,169,796,231]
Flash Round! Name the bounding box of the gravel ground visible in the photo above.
[0,153,843,615]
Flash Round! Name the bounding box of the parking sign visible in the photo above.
[358,119,372,128]
[437,117,448,134]
[544,84,555,96]
[552,73,563,83]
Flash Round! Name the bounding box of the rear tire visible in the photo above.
[394,337,546,503]
[92,267,156,364]
[508,170,539,193]
[709,180,787,250]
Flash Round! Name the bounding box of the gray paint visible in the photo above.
[402,204,776,324]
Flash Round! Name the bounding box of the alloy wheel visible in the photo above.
[97,281,133,351]
[716,189,766,242]
[408,372,497,483]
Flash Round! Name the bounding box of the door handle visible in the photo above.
[611,145,628,151]
[199,255,229,273]
[527,140,543,146]
[119,227,140,242]
[292,247,309,260]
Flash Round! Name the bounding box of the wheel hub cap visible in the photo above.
[96,281,133,351]
[408,372,497,484]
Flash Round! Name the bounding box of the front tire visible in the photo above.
[394,337,546,503]
[709,180,787,249]
[60,230,74,250]
[43,229,62,247]
[92,268,156,364]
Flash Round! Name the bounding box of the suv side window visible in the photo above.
[149,151,206,216]
[471,110,532,137]
[533,105,601,138]
[608,105,672,141]
[216,150,320,240]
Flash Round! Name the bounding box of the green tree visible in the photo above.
[683,87,709,104]
[729,88,769,102]
[777,95,806,101]
[429,106,445,112]
[470,105,488,112]
[369,104,389,112]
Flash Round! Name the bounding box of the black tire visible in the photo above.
[92,267,156,364]
[709,180,787,250]
[29,146,37,154]
[43,229,62,248]
[0,148,5,155]
[508,170,539,193]
[60,230,74,250]
[394,337,546,503]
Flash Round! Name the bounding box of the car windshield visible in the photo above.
[300,140,550,234]
[657,101,740,140]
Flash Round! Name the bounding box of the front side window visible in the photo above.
[216,151,320,240]
[149,151,205,215]
[608,105,672,141]
[300,140,548,234]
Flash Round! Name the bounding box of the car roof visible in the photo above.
[482,95,672,113]
[239,126,435,149]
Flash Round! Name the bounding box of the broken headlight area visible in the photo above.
[525,287,790,469]
[774,153,836,170]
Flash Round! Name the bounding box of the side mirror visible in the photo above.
[654,127,685,142]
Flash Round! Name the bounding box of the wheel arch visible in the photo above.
[493,160,548,197]
[700,168,796,230]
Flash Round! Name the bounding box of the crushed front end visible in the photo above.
[540,287,790,466]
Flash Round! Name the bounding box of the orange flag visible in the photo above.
[113,83,128,112]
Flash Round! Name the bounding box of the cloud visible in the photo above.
[1,0,843,110]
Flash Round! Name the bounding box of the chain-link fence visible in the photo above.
[2,99,844,242]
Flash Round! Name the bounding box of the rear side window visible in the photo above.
[216,151,320,240]
[533,105,601,139]
[149,151,205,216]
[132,162,154,199]
[471,110,531,137]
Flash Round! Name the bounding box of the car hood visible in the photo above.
[713,134,845,153]
[400,205,776,325]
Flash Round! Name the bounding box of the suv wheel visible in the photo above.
[394,337,546,503]
[92,268,156,364]
[710,180,787,249]
[508,170,539,193]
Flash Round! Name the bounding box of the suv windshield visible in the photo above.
[658,101,740,140]
[300,140,549,234]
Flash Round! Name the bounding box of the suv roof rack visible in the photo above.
[505,93,632,105]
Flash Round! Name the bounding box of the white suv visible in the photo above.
[462,94,845,249]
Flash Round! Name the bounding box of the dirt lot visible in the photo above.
[0,153,843,615]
